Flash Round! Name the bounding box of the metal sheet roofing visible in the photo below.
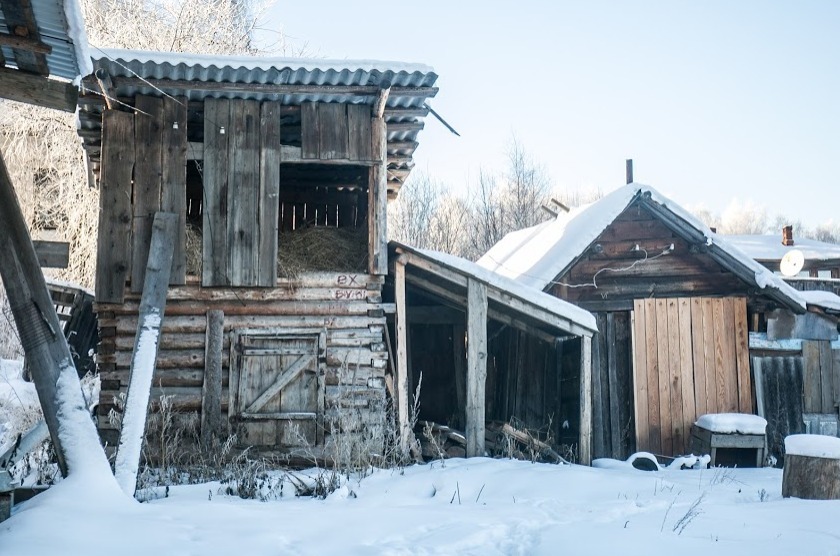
[0,0,90,79]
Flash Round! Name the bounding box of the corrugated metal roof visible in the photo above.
[0,0,90,79]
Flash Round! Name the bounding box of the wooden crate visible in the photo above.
[690,424,765,467]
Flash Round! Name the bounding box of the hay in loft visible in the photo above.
[183,224,368,279]
[277,226,368,277]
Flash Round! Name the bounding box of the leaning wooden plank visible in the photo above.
[677,297,695,453]
[733,297,752,413]
[655,299,672,456]
[690,298,708,417]
[644,299,661,454]
[466,278,488,458]
[606,313,622,457]
[227,100,261,286]
[394,258,411,455]
[114,212,177,496]
[368,116,388,275]
[96,110,134,303]
[579,334,593,466]
[201,310,224,449]
[666,298,684,455]
[258,101,281,286]
[818,341,834,414]
[0,149,114,481]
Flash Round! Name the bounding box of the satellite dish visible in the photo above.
[780,249,805,277]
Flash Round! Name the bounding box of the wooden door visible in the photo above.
[631,297,752,456]
[230,329,325,447]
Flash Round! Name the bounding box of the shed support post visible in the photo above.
[368,116,388,275]
[114,212,177,496]
[579,334,593,465]
[0,149,112,479]
[394,257,411,454]
[466,278,488,457]
[202,310,225,449]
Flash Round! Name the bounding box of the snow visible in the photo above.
[94,47,435,76]
[477,184,807,311]
[114,310,162,495]
[62,0,93,76]
[0,360,39,454]
[725,234,840,262]
[398,243,598,332]
[799,289,840,312]
[785,434,840,459]
[3,457,840,555]
[695,414,768,435]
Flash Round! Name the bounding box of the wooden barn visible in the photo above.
[76,49,441,460]
[479,184,810,461]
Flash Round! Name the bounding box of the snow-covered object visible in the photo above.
[695,413,767,435]
[114,310,162,495]
[799,290,840,312]
[785,434,840,459]
[668,454,711,470]
[401,244,597,332]
[94,47,435,76]
[725,234,840,262]
[62,0,93,76]
[477,183,806,311]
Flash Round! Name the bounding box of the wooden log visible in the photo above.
[579,334,593,465]
[202,310,224,448]
[114,212,177,496]
[782,454,840,500]
[0,149,111,478]
[466,278,487,457]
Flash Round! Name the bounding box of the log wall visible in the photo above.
[95,272,389,458]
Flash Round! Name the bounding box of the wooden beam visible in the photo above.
[466,278,488,457]
[201,310,224,449]
[368,116,388,275]
[114,212,177,496]
[0,148,111,478]
[32,240,69,268]
[373,81,391,118]
[94,69,115,109]
[0,32,51,54]
[111,76,439,98]
[579,335,593,465]
[0,67,78,112]
[395,257,411,455]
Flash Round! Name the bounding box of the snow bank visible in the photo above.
[785,434,840,459]
[695,413,767,435]
[799,290,840,312]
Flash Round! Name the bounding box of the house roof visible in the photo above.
[725,234,840,264]
[392,242,598,338]
[77,48,438,192]
[477,183,807,313]
[0,0,90,110]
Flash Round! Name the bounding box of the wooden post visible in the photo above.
[394,257,411,454]
[368,116,388,275]
[579,334,593,465]
[466,278,488,457]
[202,310,224,449]
[114,212,177,496]
[0,149,111,478]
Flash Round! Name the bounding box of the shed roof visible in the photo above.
[392,242,597,338]
[725,234,840,264]
[77,49,438,192]
[477,183,807,314]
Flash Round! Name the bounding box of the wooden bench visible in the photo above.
[690,424,766,467]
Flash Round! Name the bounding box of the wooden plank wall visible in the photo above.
[301,102,375,162]
[591,312,634,459]
[202,98,281,287]
[95,273,388,456]
[801,340,840,414]
[752,356,805,464]
[632,296,752,456]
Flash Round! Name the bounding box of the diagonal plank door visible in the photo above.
[632,297,753,456]
[232,333,323,447]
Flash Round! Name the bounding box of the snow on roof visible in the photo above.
[477,183,807,312]
[695,413,767,435]
[394,243,597,333]
[785,434,840,459]
[725,234,840,262]
[799,290,840,312]
[92,47,436,82]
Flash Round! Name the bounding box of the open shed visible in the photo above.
[389,242,598,464]
[479,184,807,461]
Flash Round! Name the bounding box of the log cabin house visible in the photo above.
[77,49,440,460]
[479,184,811,462]
[77,49,598,464]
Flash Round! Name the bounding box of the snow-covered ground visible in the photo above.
[3,357,840,555]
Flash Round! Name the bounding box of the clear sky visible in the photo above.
[258,1,839,225]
